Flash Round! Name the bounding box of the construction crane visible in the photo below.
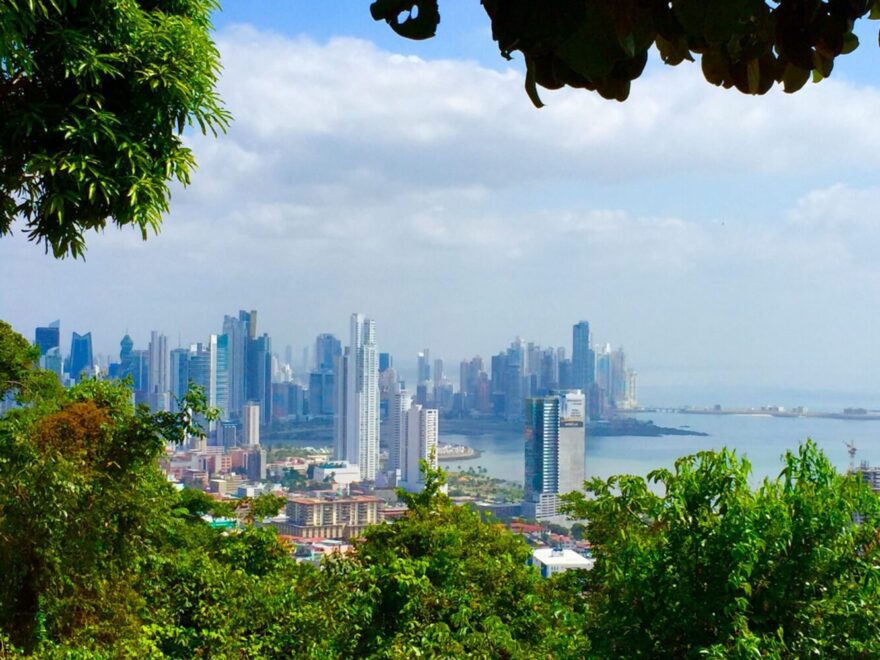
[844,441,857,473]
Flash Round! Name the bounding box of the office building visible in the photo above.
[417,349,431,384]
[246,333,273,426]
[35,321,60,356]
[68,331,94,383]
[315,333,341,372]
[169,348,189,410]
[571,321,595,395]
[308,370,335,417]
[523,390,586,520]
[334,313,380,481]
[222,314,248,419]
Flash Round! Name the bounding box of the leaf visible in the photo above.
[369,0,440,40]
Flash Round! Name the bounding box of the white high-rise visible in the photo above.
[148,330,168,394]
[334,314,380,481]
[387,387,411,475]
[243,402,260,447]
[399,404,439,492]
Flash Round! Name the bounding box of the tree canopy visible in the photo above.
[371,0,880,104]
[0,0,229,258]
[562,442,880,657]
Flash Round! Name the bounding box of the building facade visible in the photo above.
[333,314,380,481]
[523,390,587,520]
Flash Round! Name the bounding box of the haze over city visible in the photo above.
[3,4,880,407]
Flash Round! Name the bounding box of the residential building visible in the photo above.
[282,495,382,539]
[333,314,380,481]
[399,404,439,492]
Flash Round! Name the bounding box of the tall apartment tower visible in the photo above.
[571,321,595,399]
[242,402,261,447]
[148,331,168,394]
[399,404,439,492]
[523,390,587,520]
[333,314,380,481]
[387,387,411,475]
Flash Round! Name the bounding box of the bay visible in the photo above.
[440,412,880,487]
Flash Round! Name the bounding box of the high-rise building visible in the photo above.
[35,320,60,356]
[433,358,444,388]
[222,314,247,420]
[379,352,393,373]
[308,370,335,416]
[246,333,273,426]
[334,314,380,481]
[523,390,587,520]
[572,321,595,394]
[169,348,189,410]
[215,333,230,420]
[148,331,168,395]
[188,339,216,432]
[68,331,94,383]
[315,334,342,372]
[417,349,431,384]
[400,404,439,492]
[387,387,411,474]
[243,402,260,447]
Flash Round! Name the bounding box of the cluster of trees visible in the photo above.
[2,321,880,657]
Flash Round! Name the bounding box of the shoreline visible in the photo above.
[439,416,709,438]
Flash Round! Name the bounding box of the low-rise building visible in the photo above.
[530,547,594,578]
[277,495,382,539]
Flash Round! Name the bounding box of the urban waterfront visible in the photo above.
[442,411,880,486]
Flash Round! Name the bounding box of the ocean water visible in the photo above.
[441,412,880,487]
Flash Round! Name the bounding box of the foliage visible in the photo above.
[322,462,590,657]
[562,441,880,657]
[0,321,60,402]
[372,0,880,104]
[0,0,230,258]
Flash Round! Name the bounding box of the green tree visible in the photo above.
[1,0,229,258]
[372,0,880,104]
[562,441,880,657]
[321,462,590,657]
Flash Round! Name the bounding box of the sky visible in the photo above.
[3,2,880,408]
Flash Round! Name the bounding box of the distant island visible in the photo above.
[439,416,708,438]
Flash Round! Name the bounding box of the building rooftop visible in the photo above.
[532,547,594,568]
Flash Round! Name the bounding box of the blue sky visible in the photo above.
[3,4,880,407]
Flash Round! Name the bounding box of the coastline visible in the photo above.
[439,416,708,438]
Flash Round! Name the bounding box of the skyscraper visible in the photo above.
[387,387,411,475]
[399,404,439,492]
[35,320,60,356]
[246,333,272,427]
[523,390,587,520]
[417,349,431,384]
[334,313,380,481]
[148,330,168,395]
[242,402,260,447]
[169,348,189,411]
[222,314,247,419]
[315,333,342,372]
[68,332,93,383]
[572,321,595,404]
